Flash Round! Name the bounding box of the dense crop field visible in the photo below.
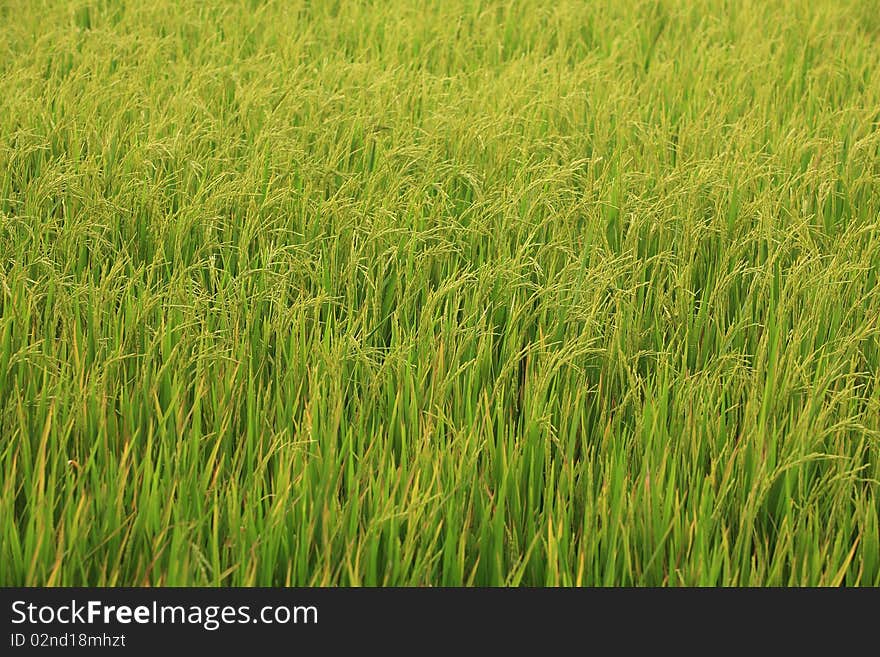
[1,0,879,586]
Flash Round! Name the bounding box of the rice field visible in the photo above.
[1,0,879,586]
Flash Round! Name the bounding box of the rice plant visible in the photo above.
[1,0,878,585]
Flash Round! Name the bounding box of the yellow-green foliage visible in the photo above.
[1,0,878,585]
